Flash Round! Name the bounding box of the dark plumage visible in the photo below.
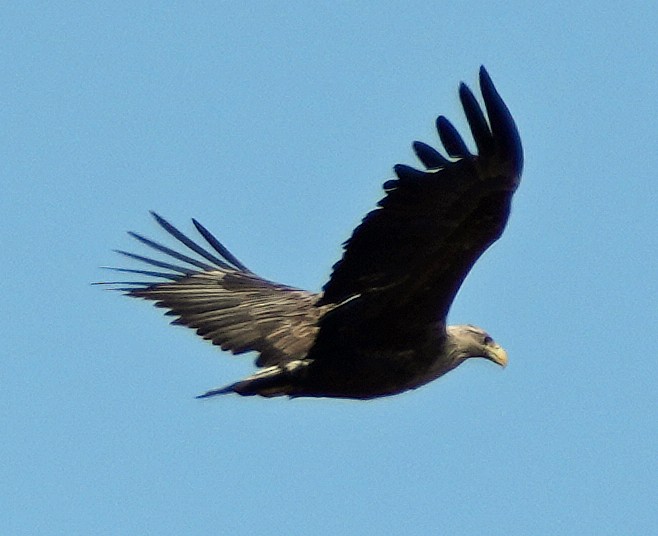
[103,67,523,399]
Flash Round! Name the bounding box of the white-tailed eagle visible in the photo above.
[103,67,523,399]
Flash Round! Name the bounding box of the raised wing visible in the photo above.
[319,67,523,324]
[105,212,328,367]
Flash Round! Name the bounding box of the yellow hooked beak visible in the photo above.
[486,343,508,368]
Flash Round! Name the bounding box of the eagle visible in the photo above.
[104,67,523,399]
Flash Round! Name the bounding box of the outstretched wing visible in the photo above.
[104,212,328,367]
[319,67,523,325]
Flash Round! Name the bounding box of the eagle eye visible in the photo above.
[483,335,493,345]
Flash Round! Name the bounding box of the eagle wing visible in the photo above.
[106,212,328,367]
[318,67,523,326]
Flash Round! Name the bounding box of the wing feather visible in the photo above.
[412,141,449,169]
[437,116,471,158]
[318,67,523,328]
[104,213,330,367]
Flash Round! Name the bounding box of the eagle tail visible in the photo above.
[196,360,309,398]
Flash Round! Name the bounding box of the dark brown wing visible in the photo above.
[105,212,329,367]
[318,67,523,324]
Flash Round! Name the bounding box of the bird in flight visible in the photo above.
[104,66,523,400]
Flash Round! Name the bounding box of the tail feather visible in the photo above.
[196,360,310,398]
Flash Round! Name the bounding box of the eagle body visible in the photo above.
[104,67,522,400]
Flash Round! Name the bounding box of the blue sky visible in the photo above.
[2,2,656,535]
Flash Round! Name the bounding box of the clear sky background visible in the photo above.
[2,2,656,535]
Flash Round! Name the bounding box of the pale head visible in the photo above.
[445,324,508,368]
